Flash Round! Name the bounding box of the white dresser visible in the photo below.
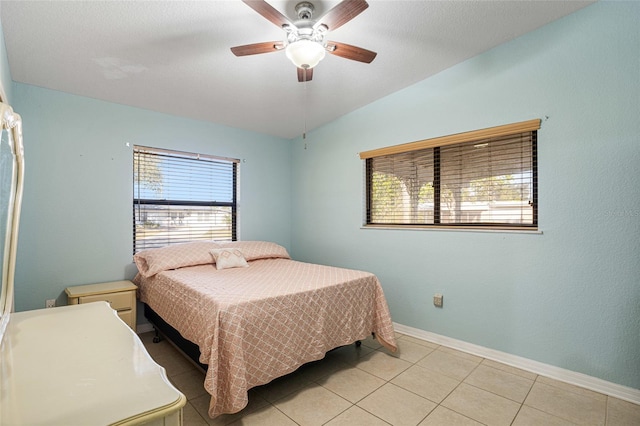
[0,302,186,425]
[0,99,185,424]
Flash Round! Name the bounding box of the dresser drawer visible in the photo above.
[79,291,133,311]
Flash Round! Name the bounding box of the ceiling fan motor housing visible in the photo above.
[295,2,315,20]
[288,2,327,46]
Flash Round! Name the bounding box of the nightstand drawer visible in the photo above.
[80,291,133,311]
[117,309,134,329]
[66,281,138,331]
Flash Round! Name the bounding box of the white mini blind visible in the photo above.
[133,146,239,252]
[365,120,538,229]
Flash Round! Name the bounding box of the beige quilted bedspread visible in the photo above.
[136,258,397,418]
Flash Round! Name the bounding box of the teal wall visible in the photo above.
[290,1,640,390]
[11,84,291,311]
[0,6,12,103]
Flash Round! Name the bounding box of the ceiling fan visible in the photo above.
[231,0,377,82]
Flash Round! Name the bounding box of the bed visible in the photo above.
[133,241,397,418]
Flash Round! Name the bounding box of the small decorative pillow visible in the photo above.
[210,248,249,270]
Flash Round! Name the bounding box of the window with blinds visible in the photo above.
[133,146,238,252]
[362,120,539,229]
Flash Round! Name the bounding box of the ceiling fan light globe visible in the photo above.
[285,40,326,69]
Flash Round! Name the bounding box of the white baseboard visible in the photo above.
[393,322,640,406]
[136,322,154,334]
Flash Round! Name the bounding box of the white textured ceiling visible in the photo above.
[1,0,593,139]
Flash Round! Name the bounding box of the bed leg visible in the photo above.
[152,328,163,344]
[354,332,376,347]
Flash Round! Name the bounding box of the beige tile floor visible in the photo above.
[140,332,640,426]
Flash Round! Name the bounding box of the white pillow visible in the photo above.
[216,241,290,261]
[134,241,220,277]
[210,248,249,270]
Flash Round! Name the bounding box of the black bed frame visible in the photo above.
[143,303,208,371]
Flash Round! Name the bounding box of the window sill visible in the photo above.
[361,224,543,235]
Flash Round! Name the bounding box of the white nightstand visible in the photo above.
[66,280,137,330]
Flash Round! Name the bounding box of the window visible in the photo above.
[361,119,539,229]
[133,146,238,252]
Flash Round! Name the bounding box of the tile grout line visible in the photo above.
[507,369,538,426]
[427,353,486,426]
[359,340,478,425]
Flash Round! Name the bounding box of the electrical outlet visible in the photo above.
[45,299,56,308]
[433,293,443,308]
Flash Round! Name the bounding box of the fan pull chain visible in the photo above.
[303,67,308,147]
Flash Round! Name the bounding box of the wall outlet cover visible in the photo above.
[433,293,443,308]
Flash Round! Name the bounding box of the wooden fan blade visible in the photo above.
[231,41,284,56]
[297,67,313,82]
[327,41,377,63]
[315,0,369,31]
[242,0,293,29]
